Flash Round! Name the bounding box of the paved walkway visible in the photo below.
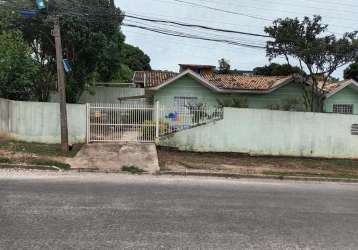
[67,143,159,174]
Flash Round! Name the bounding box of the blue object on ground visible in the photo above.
[20,10,38,17]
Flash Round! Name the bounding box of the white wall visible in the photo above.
[0,98,10,134]
[159,108,358,159]
[0,98,86,144]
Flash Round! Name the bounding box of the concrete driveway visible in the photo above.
[0,172,358,249]
[67,143,159,174]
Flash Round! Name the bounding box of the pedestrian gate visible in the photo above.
[87,103,223,143]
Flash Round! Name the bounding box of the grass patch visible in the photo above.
[0,140,82,158]
[263,171,358,179]
[0,157,15,164]
[122,165,145,174]
[29,159,71,170]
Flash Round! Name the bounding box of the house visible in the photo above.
[133,64,358,115]
[323,79,358,115]
[133,64,307,111]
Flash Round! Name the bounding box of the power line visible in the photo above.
[198,0,358,22]
[124,14,270,38]
[123,23,267,49]
[157,0,357,31]
[125,19,267,47]
[169,0,273,22]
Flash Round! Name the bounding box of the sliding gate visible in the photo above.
[87,103,158,143]
[87,102,224,143]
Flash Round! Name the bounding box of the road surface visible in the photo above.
[0,171,357,249]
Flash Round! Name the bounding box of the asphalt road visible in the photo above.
[0,172,358,250]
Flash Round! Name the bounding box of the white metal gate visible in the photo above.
[87,103,158,143]
[87,102,223,143]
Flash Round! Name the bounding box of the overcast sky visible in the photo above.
[116,0,357,78]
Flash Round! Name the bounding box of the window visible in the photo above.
[174,97,198,111]
[333,104,353,114]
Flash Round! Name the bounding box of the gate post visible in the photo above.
[155,101,160,139]
[86,103,90,144]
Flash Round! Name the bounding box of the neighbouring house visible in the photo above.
[133,64,358,115]
[133,64,308,111]
[323,79,358,115]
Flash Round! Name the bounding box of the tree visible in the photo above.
[120,43,151,71]
[1,0,125,102]
[344,62,358,81]
[253,63,304,76]
[265,15,358,111]
[218,58,231,74]
[0,30,39,101]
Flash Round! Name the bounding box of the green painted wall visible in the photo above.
[324,86,358,114]
[153,75,219,107]
[153,75,307,111]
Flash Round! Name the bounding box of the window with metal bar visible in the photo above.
[174,97,198,112]
[333,104,353,114]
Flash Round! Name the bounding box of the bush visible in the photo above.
[122,165,145,174]
[0,31,38,101]
[217,97,248,108]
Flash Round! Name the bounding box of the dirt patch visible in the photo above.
[67,143,159,174]
[157,147,358,178]
[0,140,82,169]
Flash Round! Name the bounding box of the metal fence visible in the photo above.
[87,102,223,143]
[158,104,224,136]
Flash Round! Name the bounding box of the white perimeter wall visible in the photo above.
[159,108,358,159]
[0,98,86,144]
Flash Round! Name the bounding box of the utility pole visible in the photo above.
[52,16,69,152]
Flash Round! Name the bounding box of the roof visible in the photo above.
[134,69,294,93]
[201,73,291,91]
[133,71,178,88]
[324,79,358,98]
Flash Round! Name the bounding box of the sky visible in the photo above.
[116,0,357,78]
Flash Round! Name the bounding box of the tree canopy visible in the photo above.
[0,30,39,101]
[218,58,231,74]
[120,44,151,71]
[0,0,151,102]
[253,63,304,76]
[344,62,358,81]
[265,15,358,111]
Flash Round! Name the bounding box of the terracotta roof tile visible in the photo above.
[134,70,293,91]
[201,73,291,91]
[133,71,178,87]
[319,79,351,93]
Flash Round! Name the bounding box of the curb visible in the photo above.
[69,168,151,175]
[0,163,63,171]
[159,171,358,183]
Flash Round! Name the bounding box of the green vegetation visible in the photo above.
[0,30,39,101]
[265,15,357,111]
[0,157,15,164]
[0,140,82,158]
[253,63,304,76]
[344,62,358,81]
[0,1,151,102]
[122,165,145,174]
[29,159,71,170]
[217,97,248,108]
[141,121,156,141]
[263,171,358,179]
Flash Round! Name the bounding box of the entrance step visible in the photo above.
[67,143,160,174]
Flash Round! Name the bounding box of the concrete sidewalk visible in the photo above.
[67,143,159,174]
